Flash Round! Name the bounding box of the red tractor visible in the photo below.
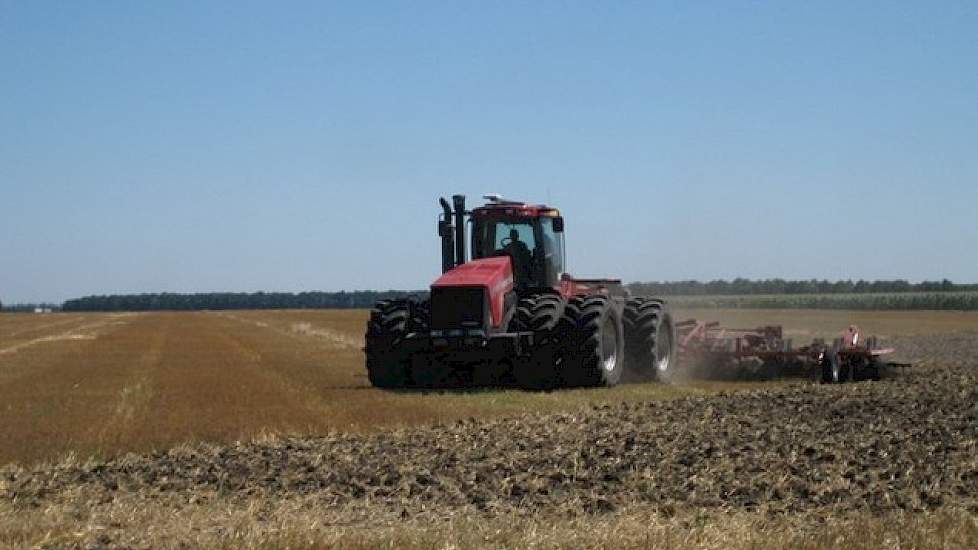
[364,194,675,389]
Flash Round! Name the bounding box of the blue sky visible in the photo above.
[2,2,977,303]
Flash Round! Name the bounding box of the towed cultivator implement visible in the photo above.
[675,321,911,383]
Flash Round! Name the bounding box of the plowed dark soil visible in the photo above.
[4,332,977,530]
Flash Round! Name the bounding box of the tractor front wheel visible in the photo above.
[512,295,565,390]
[364,300,412,388]
[364,299,428,388]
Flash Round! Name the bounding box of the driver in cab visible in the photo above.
[502,228,532,285]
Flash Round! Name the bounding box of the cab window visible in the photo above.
[492,221,536,253]
[472,218,538,287]
[539,217,565,284]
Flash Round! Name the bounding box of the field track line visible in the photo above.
[96,330,164,446]
[88,312,342,452]
[218,329,334,414]
[1,316,86,338]
[0,316,134,357]
[206,313,382,425]
[216,312,363,350]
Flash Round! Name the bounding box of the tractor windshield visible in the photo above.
[472,216,564,289]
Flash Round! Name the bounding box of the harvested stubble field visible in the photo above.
[0,309,788,467]
[1,309,977,548]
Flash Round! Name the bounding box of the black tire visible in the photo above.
[863,359,882,381]
[364,300,410,388]
[825,351,851,384]
[822,339,846,384]
[551,296,584,385]
[850,355,879,382]
[623,297,675,382]
[364,299,428,388]
[410,300,431,334]
[512,295,565,390]
[561,295,625,387]
[820,351,833,384]
[411,359,455,389]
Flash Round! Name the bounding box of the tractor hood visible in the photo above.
[432,256,512,288]
[431,256,513,328]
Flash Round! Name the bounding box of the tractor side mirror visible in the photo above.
[552,216,564,232]
[438,220,453,237]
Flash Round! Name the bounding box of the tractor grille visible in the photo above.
[430,287,487,331]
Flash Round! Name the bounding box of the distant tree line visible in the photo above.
[61,291,426,312]
[627,278,977,296]
[35,279,978,312]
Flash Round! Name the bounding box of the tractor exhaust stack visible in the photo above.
[452,194,466,266]
[439,197,455,273]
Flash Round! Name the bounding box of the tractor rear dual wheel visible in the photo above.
[623,297,675,382]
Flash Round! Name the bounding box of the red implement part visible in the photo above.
[559,275,626,299]
[838,325,895,357]
[676,320,804,363]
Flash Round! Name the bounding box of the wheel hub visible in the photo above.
[601,317,618,373]
[655,328,672,373]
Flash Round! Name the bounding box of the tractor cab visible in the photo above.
[470,200,565,290]
[438,194,565,291]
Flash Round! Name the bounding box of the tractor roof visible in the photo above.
[472,195,560,218]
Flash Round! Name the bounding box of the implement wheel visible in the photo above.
[623,297,675,382]
[820,351,833,384]
[821,348,851,384]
